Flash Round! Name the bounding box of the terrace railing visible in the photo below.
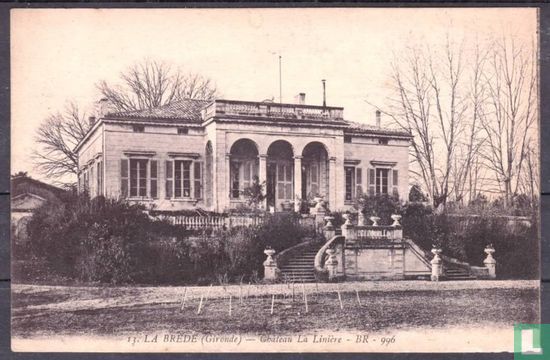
[203,100,344,121]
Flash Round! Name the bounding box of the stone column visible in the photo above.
[258,154,268,210]
[328,157,337,210]
[225,153,231,211]
[263,248,278,281]
[430,248,443,281]
[325,248,339,281]
[294,155,303,212]
[484,245,496,279]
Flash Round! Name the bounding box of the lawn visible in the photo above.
[12,282,539,338]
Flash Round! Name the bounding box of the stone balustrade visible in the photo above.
[203,99,345,121]
[340,213,404,246]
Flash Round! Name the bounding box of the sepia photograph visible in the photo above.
[10,7,540,353]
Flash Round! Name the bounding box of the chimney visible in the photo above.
[95,98,115,119]
[294,93,306,105]
[88,116,96,128]
[376,110,381,128]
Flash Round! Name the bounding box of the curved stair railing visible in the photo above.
[313,235,345,282]
[273,238,316,274]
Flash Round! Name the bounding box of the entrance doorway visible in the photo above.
[266,140,294,211]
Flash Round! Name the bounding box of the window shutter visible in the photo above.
[368,168,375,196]
[392,169,399,197]
[97,161,103,196]
[194,162,202,199]
[150,160,158,199]
[120,159,128,198]
[165,160,173,199]
[356,168,363,197]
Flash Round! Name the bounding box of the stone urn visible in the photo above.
[391,214,402,227]
[264,248,276,263]
[431,248,443,257]
[484,246,496,259]
[343,213,353,226]
[324,216,335,228]
[370,216,381,226]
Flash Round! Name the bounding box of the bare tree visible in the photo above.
[478,36,537,207]
[33,101,89,182]
[97,59,218,113]
[382,39,469,208]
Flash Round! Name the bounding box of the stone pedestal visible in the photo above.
[263,248,278,281]
[314,198,326,234]
[326,248,339,281]
[323,216,335,240]
[341,213,355,240]
[430,248,443,281]
[483,246,496,279]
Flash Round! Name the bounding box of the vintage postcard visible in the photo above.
[10,7,540,353]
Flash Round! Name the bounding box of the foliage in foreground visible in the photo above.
[348,194,539,279]
[19,194,309,285]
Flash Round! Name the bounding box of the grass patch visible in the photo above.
[12,288,538,338]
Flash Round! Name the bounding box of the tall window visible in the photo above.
[130,159,148,197]
[230,160,258,199]
[368,167,395,195]
[97,161,103,196]
[376,168,389,195]
[121,158,158,198]
[345,167,355,201]
[165,159,202,199]
[174,160,192,198]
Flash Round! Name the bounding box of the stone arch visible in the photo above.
[301,141,330,200]
[229,138,259,200]
[229,138,259,156]
[266,140,295,210]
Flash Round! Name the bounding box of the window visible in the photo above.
[345,167,355,201]
[177,127,189,135]
[368,168,397,196]
[130,159,148,197]
[132,125,145,133]
[378,138,389,145]
[230,160,258,199]
[344,135,352,143]
[97,161,103,196]
[376,168,389,195]
[120,158,157,198]
[165,159,202,199]
[174,160,192,198]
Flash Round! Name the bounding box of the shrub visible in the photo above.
[356,194,403,225]
[22,194,311,285]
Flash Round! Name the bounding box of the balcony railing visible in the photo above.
[203,100,344,121]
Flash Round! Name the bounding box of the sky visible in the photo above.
[11,7,537,182]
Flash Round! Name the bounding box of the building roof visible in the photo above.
[343,120,412,138]
[106,98,210,124]
[76,98,411,152]
[11,175,67,203]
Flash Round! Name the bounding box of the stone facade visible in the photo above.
[75,98,412,212]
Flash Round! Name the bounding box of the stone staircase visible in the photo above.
[444,264,477,280]
[279,246,319,283]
